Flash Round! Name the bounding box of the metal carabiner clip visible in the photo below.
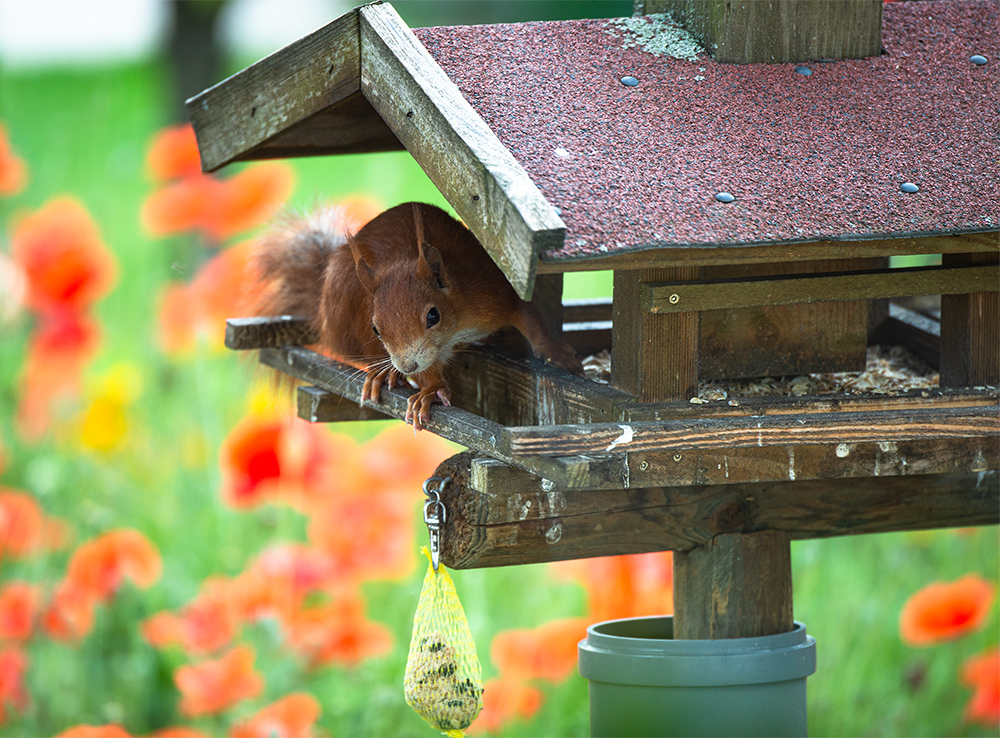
[422,476,450,571]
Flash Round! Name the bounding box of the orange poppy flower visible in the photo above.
[153,727,211,738]
[42,580,96,642]
[491,618,588,682]
[147,124,203,181]
[0,490,44,558]
[960,647,1000,727]
[467,677,542,735]
[0,582,39,641]
[360,421,458,493]
[142,579,239,656]
[141,174,222,238]
[0,124,28,196]
[0,645,28,723]
[337,195,383,233]
[899,574,996,646]
[55,725,131,738]
[249,544,338,599]
[64,529,162,603]
[10,197,116,313]
[551,551,674,622]
[16,310,102,440]
[203,162,295,242]
[282,593,393,668]
[175,645,264,717]
[230,692,321,738]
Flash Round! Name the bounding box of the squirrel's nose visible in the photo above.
[397,359,419,375]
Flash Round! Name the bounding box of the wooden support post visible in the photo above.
[673,530,794,639]
[940,252,1000,388]
[612,267,699,401]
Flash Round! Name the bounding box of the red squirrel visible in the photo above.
[252,202,583,430]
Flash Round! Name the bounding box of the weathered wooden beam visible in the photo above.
[434,452,999,569]
[673,531,794,639]
[644,264,998,314]
[534,233,1000,274]
[941,252,1000,387]
[187,8,366,171]
[225,316,317,350]
[298,385,392,422]
[638,0,882,64]
[358,3,564,300]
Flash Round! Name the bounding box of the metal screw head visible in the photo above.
[620,75,639,86]
[669,293,680,304]
[900,182,919,194]
[794,65,812,76]
[639,460,649,471]
[672,453,683,462]
[970,54,988,66]
[715,191,735,203]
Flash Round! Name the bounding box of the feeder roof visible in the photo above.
[188,0,998,298]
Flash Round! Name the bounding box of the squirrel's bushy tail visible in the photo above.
[250,207,349,332]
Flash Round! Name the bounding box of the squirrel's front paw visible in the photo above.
[405,386,451,431]
[361,366,404,404]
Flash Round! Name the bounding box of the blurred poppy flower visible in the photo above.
[360,421,457,493]
[55,724,131,738]
[249,544,338,599]
[551,551,674,621]
[0,583,39,641]
[0,489,66,558]
[0,253,27,325]
[41,580,95,641]
[142,578,239,656]
[230,692,321,738]
[204,163,295,242]
[64,529,162,603]
[16,310,101,440]
[147,124,202,181]
[467,677,542,735]
[336,195,382,233]
[175,645,264,717]
[10,197,116,314]
[141,175,221,237]
[491,618,588,683]
[0,646,29,724]
[0,124,28,196]
[282,593,392,668]
[899,574,996,646]
[960,647,1000,727]
[153,728,211,738]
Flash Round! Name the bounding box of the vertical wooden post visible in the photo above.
[611,267,699,402]
[940,252,1000,388]
[499,272,565,354]
[673,530,795,639]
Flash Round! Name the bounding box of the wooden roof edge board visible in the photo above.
[536,231,1000,273]
[358,3,565,300]
[186,6,365,172]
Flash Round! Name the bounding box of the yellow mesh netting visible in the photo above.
[404,548,483,737]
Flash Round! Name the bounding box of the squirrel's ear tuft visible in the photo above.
[418,241,448,291]
[348,236,377,294]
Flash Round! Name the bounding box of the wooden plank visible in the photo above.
[534,232,1000,274]
[508,406,999,458]
[298,385,392,422]
[359,3,564,300]
[941,252,1000,387]
[645,264,998,313]
[519,436,999,490]
[673,531,794,639]
[612,267,700,401]
[225,316,317,350]
[435,452,999,568]
[646,0,882,64]
[873,302,941,368]
[187,8,362,171]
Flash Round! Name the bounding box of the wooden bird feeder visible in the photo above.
[189,0,999,643]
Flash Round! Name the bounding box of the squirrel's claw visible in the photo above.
[405,385,450,431]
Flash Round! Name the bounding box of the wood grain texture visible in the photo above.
[673,531,794,639]
[642,0,882,64]
[298,385,392,422]
[187,8,363,171]
[225,317,317,349]
[873,303,941,368]
[359,3,564,300]
[434,451,998,568]
[941,252,1000,387]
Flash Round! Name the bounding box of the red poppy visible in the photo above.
[175,645,264,717]
[0,582,39,641]
[552,551,674,621]
[142,578,239,656]
[153,728,211,738]
[249,544,338,598]
[230,692,321,738]
[141,174,222,237]
[960,647,1000,727]
[360,421,458,493]
[282,593,393,668]
[337,195,382,233]
[0,124,27,196]
[899,574,996,646]
[64,529,162,602]
[42,580,96,642]
[55,725,131,738]
[147,124,203,181]
[203,162,295,242]
[10,197,116,313]
[0,490,44,558]
[467,677,542,735]
[0,645,28,723]
[491,618,588,682]
[16,310,101,440]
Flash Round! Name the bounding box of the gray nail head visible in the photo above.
[715,191,735,203]
[794,66,812,76]
[970,55,988,65]
[620,76,639,86]
[900,182,919,194]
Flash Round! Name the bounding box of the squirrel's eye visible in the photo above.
[372,324,380,337]
[426,307,441,328]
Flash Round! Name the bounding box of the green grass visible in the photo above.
[0,58,996,738]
